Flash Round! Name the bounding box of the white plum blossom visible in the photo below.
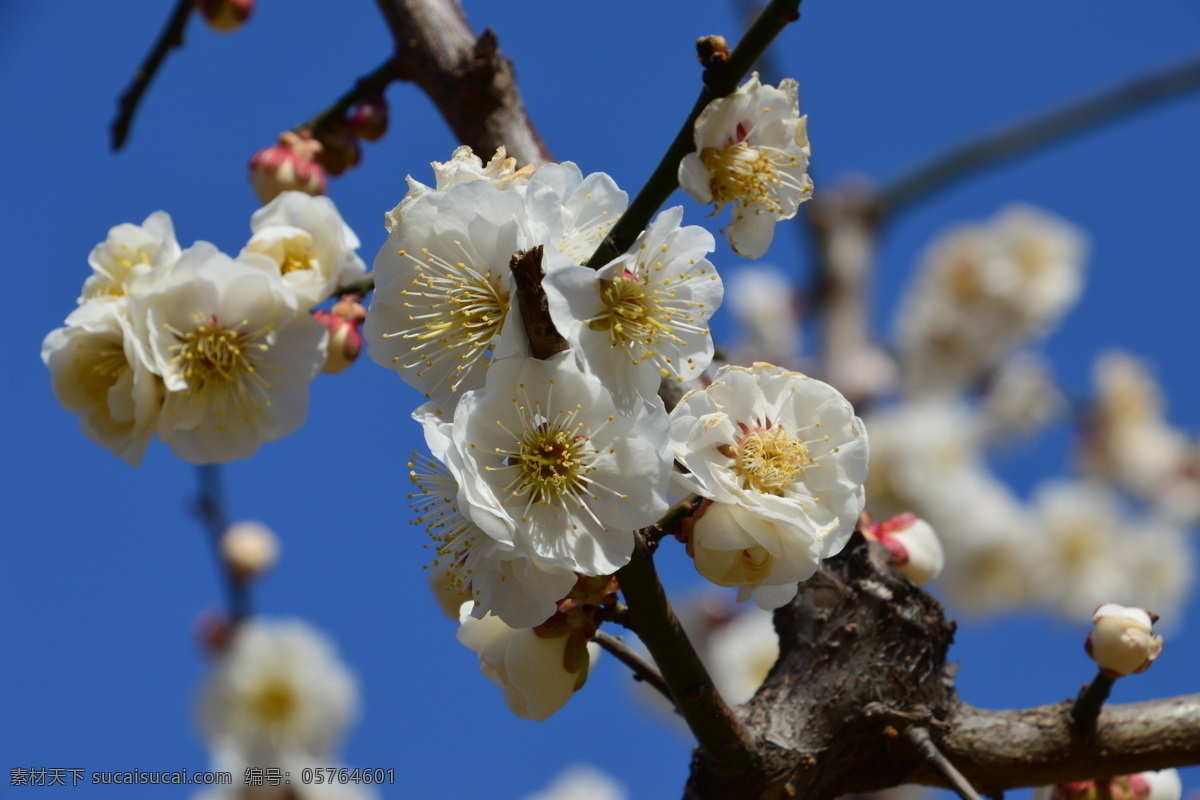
[522,765,629,800]
[704,608,778,705]
[895,206,1087,396]
[1086,603,1163,677]
[671,363,868,607]
[1136,769,1184,800]
[241,192,367,308]
[134,244,327,463]
[385,145,534,232]
[410,403,578,629]
[545,206,722,409]
[981,352,1066,441]
[523,161,628,264]
[80,211,180,302]
[457,605,597,721]
[442,353,671,577]
[220,521,280,578]
[198,618,359,763]
[365,181,544,407]
[728,266,802,365]
[679,73,813,258]
[42,299,163,465]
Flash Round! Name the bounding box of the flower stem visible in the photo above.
[301,57,401,134]
[195,464,251,622]
[616,532,757,775]
[1071,670,1116,732]
[592,630,673,703]
[584,0,805,270]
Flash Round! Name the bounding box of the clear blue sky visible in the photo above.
[2,1,1199,798]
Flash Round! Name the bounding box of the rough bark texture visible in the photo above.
[373,0,552,165]
[681,534,1200,799]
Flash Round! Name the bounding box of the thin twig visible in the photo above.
[616,533,757,776]
[878,55,1200,218]
[301,57,400,134]
[595,603,633,628]
[592,631,673,703]
[645,494,704,543]
[585,0,805,270]
[904,726,983,800]
[195,465,251,622]
[1071,671,1116,734]
[110,0,194,151]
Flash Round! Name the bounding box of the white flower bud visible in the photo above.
[220,521,280,578]
[456,607,596,721]
[866,513,945,585]
[1086,603,1163,677]
[1135,769,1183,800]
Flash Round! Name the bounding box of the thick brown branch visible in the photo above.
[878,55,1200,218]
[372,0,551,165]
[943,695,1200,793]
[110,0,194,151]
[509,246,568,360]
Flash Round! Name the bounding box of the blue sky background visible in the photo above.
[2,1,1199,797]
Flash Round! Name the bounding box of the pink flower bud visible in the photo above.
[313,310,363,374]
[194,610,235,655]
[1085,603,1164,677]
[314,122,362,177]
[194,0,254,32]
[864,513,945,585]
[348,94,389,142]
[248,131,327,205]
[219,521,280,579]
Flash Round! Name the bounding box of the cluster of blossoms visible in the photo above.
[1037,769,1182,800]
[373,75,868,719]
[43,192,366,465]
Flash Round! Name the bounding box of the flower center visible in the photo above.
[250,677,297,725]
[384,247,510,393]
[732,424,811,494]
[168,315,271,408]
[279,236,316,275]
[511,422,592,504]
[701,141,800,213]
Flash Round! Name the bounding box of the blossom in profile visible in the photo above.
[241,192,366,308]
[457,606,597,721]
[42,299,163,466]
[385,145,534,232]
[671,363,868,607]
[249,131,327,205]
[679,73,813,258]
[410,403,578,629]
[1086,603,1163,678]
[545,206,722,409]
[444,353,671,577]
[728,266,802,366]
[198,618,359,763]
[80,211,180,302]
[133,244,327,463]
[523,161,628,264]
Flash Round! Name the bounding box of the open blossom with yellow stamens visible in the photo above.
[197,619,359,764]
[410,403,578,628]
[366,181,553,408]
[679,73,813,259]
[440,353,671,576]
[240,191,366,308]
[134,244,327,463]
[79,211,180,302]
[42,299,164,466]
[544,206,723,410]
[671,363,868,608]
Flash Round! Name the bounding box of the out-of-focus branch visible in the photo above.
[878,55,1200,218]
[617,533,758,778]
[110,0,194,151]
[194,464,250,622]
[301,57,400,134]
[585,0,806,270]
[372,0,552,165]
[945,695,1200,792]
[592,630,673,703]
[904,726,982,800]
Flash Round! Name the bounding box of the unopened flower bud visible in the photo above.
[314,121,362,177]
[1134,770,1183,800]
[194,0,253,32]
[248,131,327,204]
[348,94,389,142]
[220,521,280,579]
[194,610,235,654]
[312,310,363,374]
[1086,603,1163,677]
[696,35,729,69]
[865,513,945,585]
